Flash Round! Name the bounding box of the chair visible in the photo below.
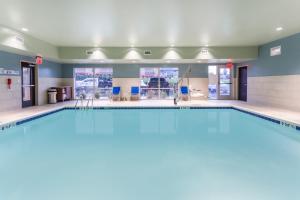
[130,86,140,101]
[180,86,189,101]
[112,86,121,101]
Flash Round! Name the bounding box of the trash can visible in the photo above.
[48,89,57,104]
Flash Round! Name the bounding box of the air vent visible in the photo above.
[200,48,209,55]
[86,50,94,55]
[144,50,152,55]
[14,36,24,44]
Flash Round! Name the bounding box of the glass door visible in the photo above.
[218,66,232,100]
[21,62,36,108]
[208,65,218,99]
[208,65,233,100]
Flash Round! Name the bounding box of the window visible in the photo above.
[140,68,179,99]
[74,68,94,99]
[95,68,113,99]
[74,68,113,99]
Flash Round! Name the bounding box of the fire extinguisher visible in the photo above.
[7,78,12,89]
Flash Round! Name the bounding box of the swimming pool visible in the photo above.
[1,108,300,200]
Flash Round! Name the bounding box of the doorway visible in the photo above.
[238,66,247,101]
[21,62,36,108]
[208,65,233,100]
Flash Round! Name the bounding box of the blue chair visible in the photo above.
[112,86,121,101]
[130,86,140,101]
[180,86,189,101]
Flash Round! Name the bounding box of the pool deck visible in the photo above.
[0,100,300,128]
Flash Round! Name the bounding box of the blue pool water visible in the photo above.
[0,108,300,200]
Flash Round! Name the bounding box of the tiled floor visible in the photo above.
[0,100,300,127]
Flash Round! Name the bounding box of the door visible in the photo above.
[208,65,233,100]
[208,65,218,99]
[218,66,232,100]
[238,66,247,101]
[21,62,36,107]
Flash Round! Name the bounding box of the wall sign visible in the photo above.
[270,46,281,56]
[0,68,20,75]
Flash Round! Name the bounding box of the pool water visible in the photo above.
[1,109,300,200]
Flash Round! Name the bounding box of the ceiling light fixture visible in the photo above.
[276,27,283,32]
[21,28,28,32]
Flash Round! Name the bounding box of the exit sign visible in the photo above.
[36,56,43,65]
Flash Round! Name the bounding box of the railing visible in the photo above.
[174,66,192,105]
[140,88,177,100]
[75,97,94,110]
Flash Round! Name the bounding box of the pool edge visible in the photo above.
[1,106,299,132]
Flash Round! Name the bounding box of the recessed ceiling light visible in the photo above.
[21,28,28,32]
[276,27,283,31]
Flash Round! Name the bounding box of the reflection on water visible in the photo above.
[1,109,300,200]
[71,109,233,135]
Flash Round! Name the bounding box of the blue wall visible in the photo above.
[39,60,63,78]
[0,51,63,78]
[241,33,300,77]
[62,63,209,78]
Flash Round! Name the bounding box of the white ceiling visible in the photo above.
[0,0,300,47]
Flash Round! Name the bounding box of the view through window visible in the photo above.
[74,68,113,99]
[208,65,232,99]
[140,68,179,99]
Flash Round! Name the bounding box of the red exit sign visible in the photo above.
[36,56,43,65]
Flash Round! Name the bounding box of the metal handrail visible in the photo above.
[174,66,192,105]
[85,98,94,109]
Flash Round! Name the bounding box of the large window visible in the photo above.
[74,68,113,99]
[140,68,179,99]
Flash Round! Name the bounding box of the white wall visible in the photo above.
[248,75,300,111]
[113,78,140,98]
[182,78,209,98]
[37,78,65,105]
[0,76,22,112]
[0,76,70,112]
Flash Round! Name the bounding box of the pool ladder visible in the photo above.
[174,66,192,105]
[75,98,94,110]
